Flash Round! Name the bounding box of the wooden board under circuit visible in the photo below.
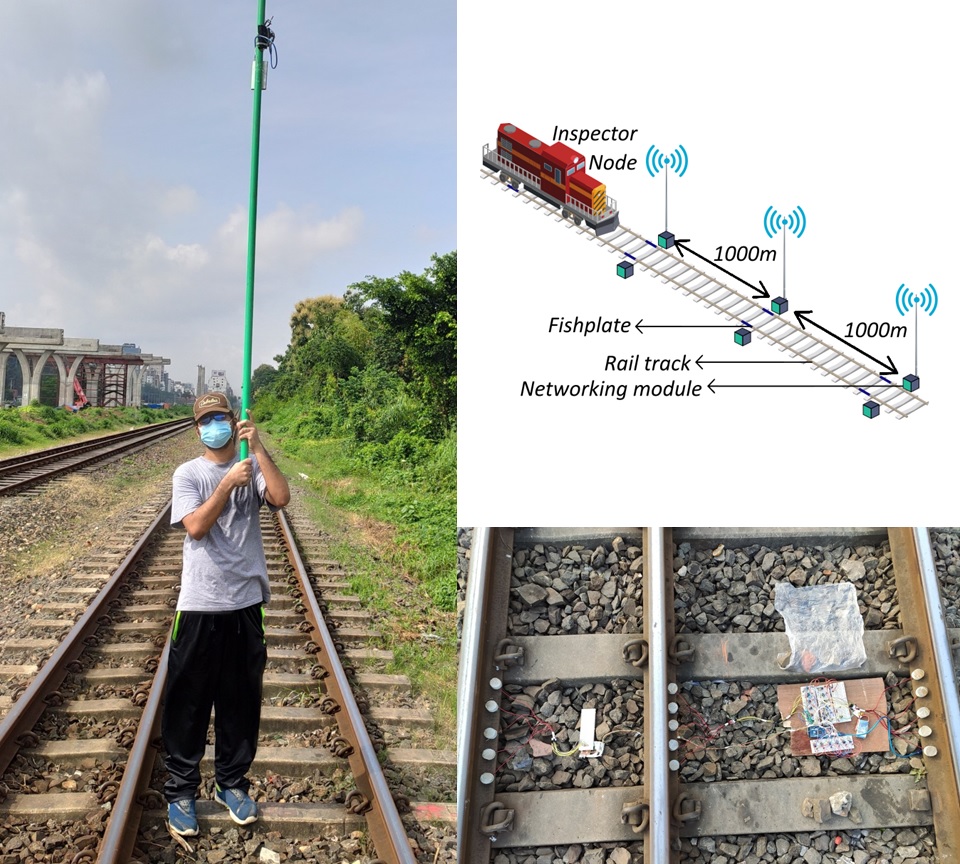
[776,677,889,756]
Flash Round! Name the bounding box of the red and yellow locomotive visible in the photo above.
[482,123,619,235]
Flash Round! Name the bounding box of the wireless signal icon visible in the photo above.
[763,205,806,239]
[895,283,939,317]
[645,145,689,177]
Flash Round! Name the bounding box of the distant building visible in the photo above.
[208,369,228,393]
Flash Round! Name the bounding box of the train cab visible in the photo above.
[488,123,618,234]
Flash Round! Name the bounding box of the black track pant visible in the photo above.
[161,603,267,802]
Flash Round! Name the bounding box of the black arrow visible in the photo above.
[706,378,884,394]
[794,311,898,376]
[634,319,742,335]
[674,241,770,299]
[695,354,813,370]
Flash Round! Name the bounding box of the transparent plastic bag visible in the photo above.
[773,582,866,673]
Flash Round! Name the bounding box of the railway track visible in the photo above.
[458,527,960,864]
[0,492,456,862]
[480,165,928,419]
[0,418,194,495]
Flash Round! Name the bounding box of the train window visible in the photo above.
[555,167,562,184]
[500,137,513,150]
[567,166,576,176]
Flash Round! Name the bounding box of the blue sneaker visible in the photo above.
[214,785,259,825]
[168,798,199,836]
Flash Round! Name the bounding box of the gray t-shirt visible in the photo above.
[171,454,273,612]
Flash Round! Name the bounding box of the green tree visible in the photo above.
[251,363,279,397]
[344,252,456,427]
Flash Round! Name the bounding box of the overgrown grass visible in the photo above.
[0,405,189,456]
[264,432,457,749]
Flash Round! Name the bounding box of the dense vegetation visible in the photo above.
[0,404,187,449]
[252,251,457,613]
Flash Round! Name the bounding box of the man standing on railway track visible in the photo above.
[162,392,291,837]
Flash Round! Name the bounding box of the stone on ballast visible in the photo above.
[517,584,548,605]
[841,559,866,581]
[609,848,631,864]
[724,696,750,717]
[830,790,852,817]
[545,587,565,606]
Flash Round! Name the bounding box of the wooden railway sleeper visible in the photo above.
[888,635,918,664]
[622,637,649,668]
[672,792,701,824]
[620,799,649,834]
[479,801,515,835]
[494,638,524,668]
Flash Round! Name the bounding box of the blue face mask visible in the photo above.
[199,419,233,449]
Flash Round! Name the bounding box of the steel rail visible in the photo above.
[0,502,171,776]
[275,508,415,864]
[0,420,193,495]
[96,643,169,864]
[581,222,921,415]
[585,223,924,418]
[456,527,490,841]
[457,528,515,864]
[914,528,960,798]
[888,528,960,864]
[644,528,672,863]
[0,418,192,474]
[481,168,927,418]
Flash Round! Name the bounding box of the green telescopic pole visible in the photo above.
[240,0,268,460]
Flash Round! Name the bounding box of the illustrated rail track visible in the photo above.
[481,165,929,419]
[458,527,960,863]
[0,418,194,495]
[0,495,455,862]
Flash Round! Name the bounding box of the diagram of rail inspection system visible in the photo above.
[481,122,942,421]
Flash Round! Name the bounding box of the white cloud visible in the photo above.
[160,185,200,217]
[217,204,363,267]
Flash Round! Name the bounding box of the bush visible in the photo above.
[0,420,25,445]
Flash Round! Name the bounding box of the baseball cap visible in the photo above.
[193,392,233,421]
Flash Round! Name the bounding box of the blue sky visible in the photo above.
[1,2,455,391]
